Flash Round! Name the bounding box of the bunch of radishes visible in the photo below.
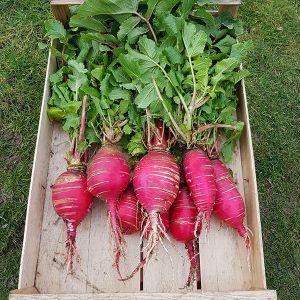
[43,0,253,287]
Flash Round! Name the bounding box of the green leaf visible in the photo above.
[83,32,118,44]
[193,7,215,26]
[138,36,157,60]
[112,68,130,83]
[145,0,159,18]
[69,14,107,32]
[44,19,67,42]
[163,46,183,64]
[63,113,80,132]
[123,124,132,135]
[118,54,141,79]
[231,69,250,84]
[182,0,197,18]
[230,41,253,62]
[80,85,101,98]
[155,0,181,14]
[214,35,236,54]
[183,22,207,57]
[100,74,111,96]
[109,88,131,100]
[120,99,130,114]
[135,83,158,108]
[38,42,48,49]
[127,26,149,44]
[47,107,65,121]
[85,126,100,144]
[63,101,82,114]
[91,66,105,81]
[77,0,139,16]
[211,57,239,86]
[50,68,64,84]
[117,16,140,40]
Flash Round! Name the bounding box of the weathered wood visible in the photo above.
[218,4,239,16]
[9,290,277,300]
[143,238,197,292]
[86,200,140,292]
[237,80,267,289]
[18,51,55,289]
[51,5,71,27]
[199,140,251,292]
[9,287,39,295]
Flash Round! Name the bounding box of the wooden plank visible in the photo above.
[18,51,55,289]
[51,5,71,26]
[9,288,39,295]
[217,0,241,4]
[218,4,239,16]
[237,80,266,289]
[86,200,140,292]
[35,124,91,293]
[199,141,251,291]
[9,290,277,300]
[143,237,197,292]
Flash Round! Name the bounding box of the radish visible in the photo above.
[212,159,251,264]
[87,143,130,277]
[51,96,93,272]
[170,184,201,287]
[183,149,216,235]
[133,120,179,258]
[118,186,142,235]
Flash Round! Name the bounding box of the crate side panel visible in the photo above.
[9,290,277,300]
[18,52,55,288]
[199,141,251,291]
[237,81,266,289]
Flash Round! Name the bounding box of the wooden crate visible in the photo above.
[10,1,277,299]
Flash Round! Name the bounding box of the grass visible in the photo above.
[0,0,299,299]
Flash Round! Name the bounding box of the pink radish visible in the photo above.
[51,96,93,272]
[170,184,201,287]
[87,144,130,277]
[133,120,179,257]
[118,186,142,235]
[119,120,179,281]
[183,149,216,235]
[212,159,251,263]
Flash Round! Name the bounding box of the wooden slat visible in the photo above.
[18,51,55,289]
[237,80,267,289]
[86,200,140,292]
[9,290,277,300]
[218,4,239,16]
[9,288,39,295]
[51,5,71,27]
[35,123,92,293]
[199,141,251,291]
[143,238,197,292]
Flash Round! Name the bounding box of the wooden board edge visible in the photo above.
[9,287,39,295]
[237,79,267,289]
[18,51,55,288]
[9,290,277,300]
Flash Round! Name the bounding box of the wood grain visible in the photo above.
[18,51,55,289]
[9,290,277,300]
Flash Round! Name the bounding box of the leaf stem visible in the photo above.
[134,12,157,43]
[148,57,191,129]
[187,54,197,114]
[152,79,186,141]
[198,124,237,132]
